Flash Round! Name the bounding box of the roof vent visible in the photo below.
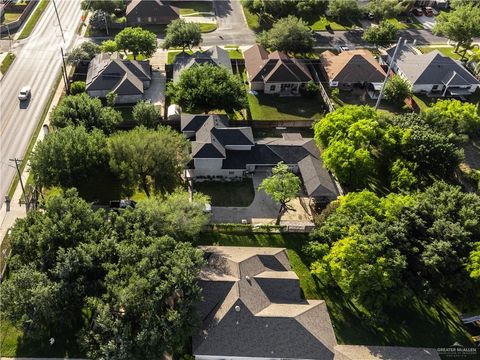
[235,305,241,312]
[245,275,250,281]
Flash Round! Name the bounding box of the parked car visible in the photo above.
[18,86,31,101]
[109,199,136,211]
[424,7,434,16]
[412,8,423,16]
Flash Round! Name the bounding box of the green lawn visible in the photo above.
[194,179,255,207]
[309,16,359,31]
[0,52,16,75]
[199,23,217,33]
[385,17,424,30]
[418,46,464,60]
[2,12,22,23]
[18,0,49,39]
[125,54,146,61]
[196,231,475,347]
[176,1,214,16]
[167,50,192,64]
[226,48,243,59]
[241,5,260,31]
[167,48,241,64]
[247,92,325,120]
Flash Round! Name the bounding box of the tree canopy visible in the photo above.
[257,16,314,54]
[366,0,414,19]
[314,106,463,190]
[81,0,124,13]
[132,100,160,128]
[308,182,480,311]
[259,162,301,224]
[327,0,360,20]
[30,126,108,188]
[50,93,122,134]
[115,27,157,59]
[162,19,202,51]
[166,64,247,113]
[362,21,398,45]
[433,4,480,53]
[1,188,209,355]
[242,0,327,21]
[108,126,190,196]
[66,41,99,65]
[383,75,412,105]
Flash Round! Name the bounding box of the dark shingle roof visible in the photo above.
[298,155,339,200]
[192,142,225,159]
[126,0,179,19]
[244,44,312,83]
[222,145,282,169]
[181,114,229,133]
[194,246,337,360]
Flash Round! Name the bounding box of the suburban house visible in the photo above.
[183,114,340,203]
[244,44,313,95]
[384,44,480,97]
[173,46,232,83]
[86,52,152,104]
[319,49,386,98]
[125,0,179,26]
[193,246,441,360]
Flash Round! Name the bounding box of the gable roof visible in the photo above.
[320,50,386,83]
[126,0,179,18]
[334,345,441,360]
[389,46,480,86]
[181,114,229,133]
[194,246,337,360]
[298,155,339,200]
[244,44,312,83]
[173,46,232,83]
[86,52,151,94]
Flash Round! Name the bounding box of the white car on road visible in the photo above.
[18,86,31,101]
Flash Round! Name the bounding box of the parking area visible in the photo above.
[414,15,436,30]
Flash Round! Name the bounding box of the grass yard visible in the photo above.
[125,54,146,61]
[309,16,359,31]
[18,0,49,39]
[199,23,217,33]
[385,17,423,30]
[176,1,214,16]
[226,48,243,60]
[241,5,260,31]
[167,50,192,64]
[0,52,16,75]
[194,179,255,207]
[196,231,475,348]
[417,46,463,60]
[247,92,325,120]
[2,12,22,23]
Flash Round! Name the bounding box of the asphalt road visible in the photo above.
[0,1,82,207]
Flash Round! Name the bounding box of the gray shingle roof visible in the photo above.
[86,52,151,95]
[334,345,441,360]
[390,47,479,86]
[126,0,179,20]
[173,46,232,83]
[194,246,337,360]
[181,114,229,133]
[299,155,339,200]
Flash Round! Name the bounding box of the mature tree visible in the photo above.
[259,162,301,225]
[81,0,124,13]
[383,75,412,105]
[469,242,480,280]
[258,15,314,54]
[2,189,107,338]
[82,234,205,359]
[115,27,157,59]
[362,21,398,45]
[366,0,414,19]
[327,0,360,20]
[423,99,480,136]
[162,19,202,51]
[66,41,100,65]
[100,39,118,53]
[166,64,247,113]
[132,100,160,128]
[433,4,480,53]
[308,182,480,310]
[50,93,122,134]
[108,126,190,196]
[106,91,117,107]
[30,126,108,188]
[242,0,327,20]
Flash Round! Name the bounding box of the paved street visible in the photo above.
[0,1,82,208]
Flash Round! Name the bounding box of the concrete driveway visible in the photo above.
[415,15,436,30]
[143,70,165,113]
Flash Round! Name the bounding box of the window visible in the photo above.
[270,85,276,91]
[137,17,141,23]
[148,17,152,22]
[229,171,235,175]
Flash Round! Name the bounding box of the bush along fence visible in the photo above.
[204,223,314,233]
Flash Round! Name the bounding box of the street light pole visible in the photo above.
[9,158,26,208]
[52,0,65,43]
[375,37,403,110]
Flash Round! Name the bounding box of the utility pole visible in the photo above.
[6,24,12,51]
[9,158,26,208]
[52,0,65,43]
[60,47,69,94]
[375,37,403,110]
[104,12,109,36]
